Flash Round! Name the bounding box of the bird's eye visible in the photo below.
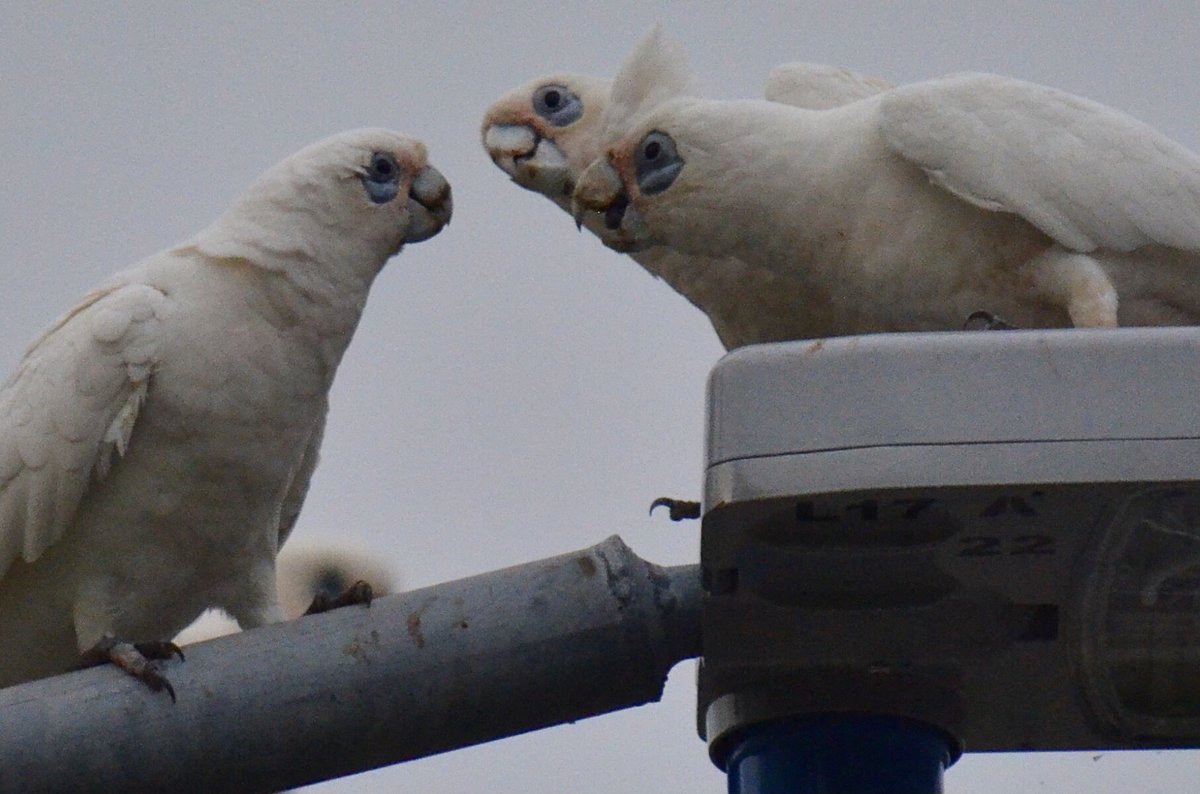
[362,151,401,204]
[532,84,583,127]
[634,131,683,196]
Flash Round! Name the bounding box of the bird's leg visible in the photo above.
[78,634,184,703]
[304,580,374,615]
[1024,247,1119,328]
[963,310,1017,331]
[649,497,702,521]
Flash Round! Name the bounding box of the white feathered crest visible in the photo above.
[603,26,697,140]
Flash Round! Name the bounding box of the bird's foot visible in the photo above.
[305,580,374,615]
[78,636,185,703]
[963,310,1017,331]
[649,497,702,521]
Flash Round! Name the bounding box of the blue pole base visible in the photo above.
[725,714,955,794]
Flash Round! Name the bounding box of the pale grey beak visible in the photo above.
[405,165,452,243]
[571,157,626,232]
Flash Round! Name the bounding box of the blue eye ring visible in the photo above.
[532,84,583,127]
[362,151,401,204]
[634,131,684,196]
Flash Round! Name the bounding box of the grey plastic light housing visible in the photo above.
[699,328,1200,763]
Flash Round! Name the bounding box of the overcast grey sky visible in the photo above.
[2,2,1198,791]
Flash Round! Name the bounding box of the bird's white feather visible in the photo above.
[0,283,167,575]
[880,73,1200,252]
[604,26,697,141]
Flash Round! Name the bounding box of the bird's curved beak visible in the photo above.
[572,157,627,232]
[483,123,536,173]
[405,165,453,243]
[483,123,571,195]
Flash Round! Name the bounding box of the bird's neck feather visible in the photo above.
[180,217,387,380]
[669,98,887,286]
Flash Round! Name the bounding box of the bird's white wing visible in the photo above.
[880,72,1200,252]
[276,404,326,550]
[765,62,893,110]
[0,281,168,579]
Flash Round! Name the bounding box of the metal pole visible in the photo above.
[722,715,955,794]
[0,535,700,793]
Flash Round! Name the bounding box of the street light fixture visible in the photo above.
[699,328,1200,792]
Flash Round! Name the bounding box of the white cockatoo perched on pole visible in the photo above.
[574,28,1200,332]
[482,60,893,349]
[0,129,451,699]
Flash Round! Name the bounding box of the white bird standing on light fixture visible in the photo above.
[574,28,1200,333]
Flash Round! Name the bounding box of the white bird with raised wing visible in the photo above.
[0,128,451,697]
[574,29,1200,332]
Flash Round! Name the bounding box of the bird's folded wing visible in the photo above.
[879,72,1200,253]
[0,282,169,579]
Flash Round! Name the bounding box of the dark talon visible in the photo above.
[142,666,177,704]
[649,497,702,521]
[305,580,374,615]
[134,640,185,663]
[79,635,181,703]
[964,310,1017,331]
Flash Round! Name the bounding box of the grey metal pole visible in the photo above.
[0,535,701,793]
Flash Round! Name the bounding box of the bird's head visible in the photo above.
[571,104,697,254]
[198,128,452,280]
[569,26,700,254]
[482,74,612,206]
